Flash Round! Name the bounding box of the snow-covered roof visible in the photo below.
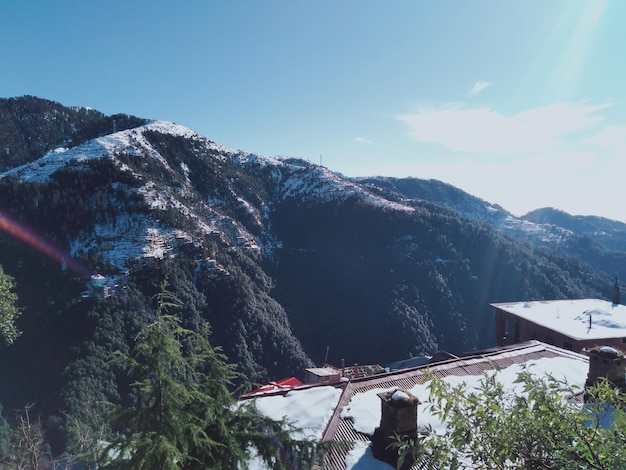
[492,299,626,341]
[241,340,589,469]
[306,367,340,377]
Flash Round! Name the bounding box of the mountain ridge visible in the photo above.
[356,176,626,281]
[0,96,618,421]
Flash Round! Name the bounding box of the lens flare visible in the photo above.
[0,210,92,279]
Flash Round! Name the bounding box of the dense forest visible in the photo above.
[0,96,620,464]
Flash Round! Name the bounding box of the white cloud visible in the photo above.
[600,147,626,177]
[397,102,609,154]
[354,137,372,145]
[582,125,626,147]
[469,81,492,96]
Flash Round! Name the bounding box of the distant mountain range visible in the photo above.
[355,177,626,281]
[0,96,621,419]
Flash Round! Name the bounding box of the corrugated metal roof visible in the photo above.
[318,340,588,469]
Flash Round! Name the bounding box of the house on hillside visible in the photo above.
[493,297,626,352]
[82,273,111,299]
[241,377,303,397]
[239,340,592,469]
[304,363,385,385]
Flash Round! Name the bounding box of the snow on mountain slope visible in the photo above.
[2,118,414,219]
[277,164,415,213]
[0,121,258,271]
[230,154,415,213]
[498,214,576,244]
[356,175,577,247]
[1,119,415,275]
[0,120,216,183]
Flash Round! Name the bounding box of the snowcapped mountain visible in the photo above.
[356,176,626,281]
[522,207,626,252]
[2,119,419,275]
[0,96,618,419]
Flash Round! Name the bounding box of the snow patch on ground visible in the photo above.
[69,214,188,272]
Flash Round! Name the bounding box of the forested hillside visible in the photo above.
[0,95,147,170]
[0,96,617,461]
[358,176,626,282]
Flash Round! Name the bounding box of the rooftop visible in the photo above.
[242,340,589,469]
[492,299,626,341]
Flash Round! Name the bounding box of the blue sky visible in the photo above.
[2,1,626,222]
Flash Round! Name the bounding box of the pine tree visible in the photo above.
[100,283,319,469]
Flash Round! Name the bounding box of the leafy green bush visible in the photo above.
[394,370,626,469]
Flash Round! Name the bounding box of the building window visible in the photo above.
[563,341,573,351]
[513,321,520,343]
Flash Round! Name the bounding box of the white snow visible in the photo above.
[0,119,271,268]
[251,386,342,440]
[495,299,626,340]
[0,120,208,184]
[344,442,394,469]
[248,355,588,469]
[244,386,343,470]
[598,345,621,355]
[390,390,411,402]
[342,356,587,439]
[339,386,392,436]
[69,215,181,272]
[272,164,415,213]
[499,215,575,244]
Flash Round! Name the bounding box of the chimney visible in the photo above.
[371,389,419,469]
[585,346,626,397]
[613,278,621,305]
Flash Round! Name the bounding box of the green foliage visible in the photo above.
[394,370,626,469]
[100,283,319,470]
[1,94,622,466]
[0,159,147,244]
[128,254,313,382]
[271,196,610,364]
[62,296,142,459]
[0,263,20,344]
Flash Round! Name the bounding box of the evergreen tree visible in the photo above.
[100,283,319,469]
[394,370,626,469]
[0,263,20,344]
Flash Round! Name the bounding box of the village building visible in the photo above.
[240,340,592,469]
[243,289,626,468]
[492,298,626,352]
[303,363,385,385]
[242,377,303,397]
[83,273,111,298]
